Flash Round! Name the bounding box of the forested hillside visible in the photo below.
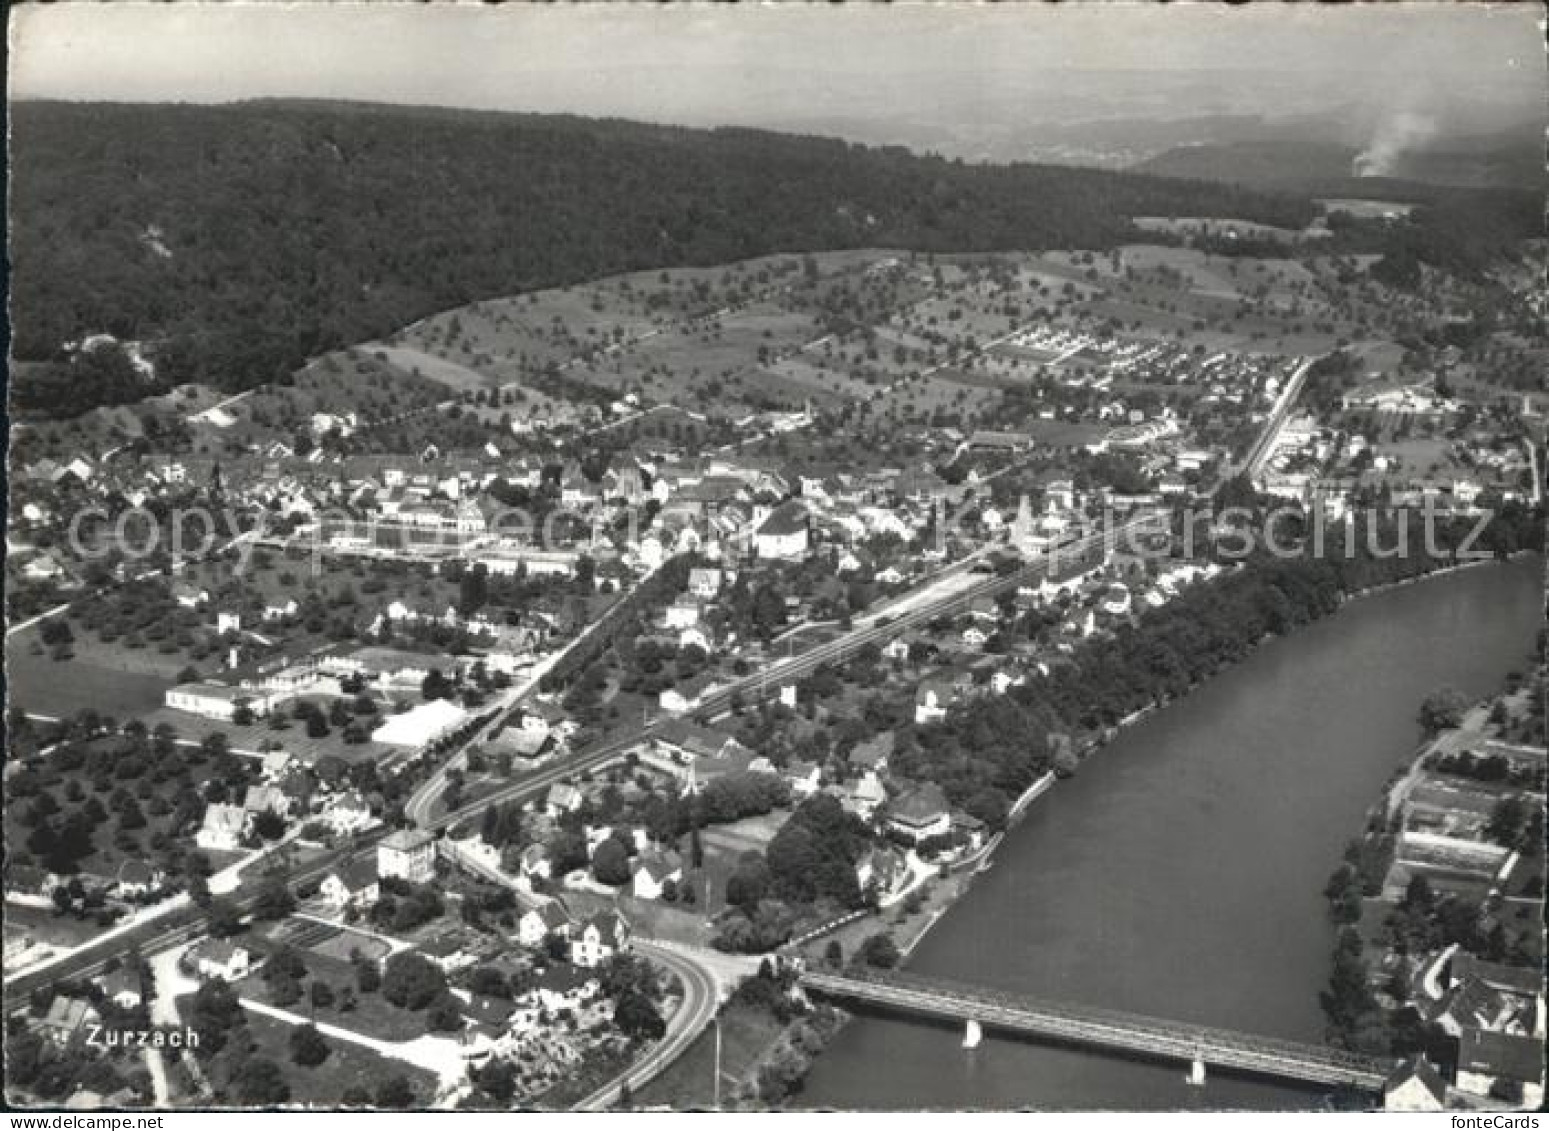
[10,99,1317,414]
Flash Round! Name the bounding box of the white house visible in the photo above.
[544,782,585,819]
[321,791,376,837]
[516,902,571,948]
[319,858,380,912]
[189,940,251,983]
[377,828,436,884]
[783,759,822,798]
[570,911,631,969]
[886,783,952,843]
[195,804,247,852]
[1383,1056,1447,1112]
[630,851,684,901]
[687,568,723,599]
[754,501,810,561]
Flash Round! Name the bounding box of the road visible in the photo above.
[403,558,672,828]
[1236,355,1316,482]
[3,827,390,1004]
[571,939,722,1112]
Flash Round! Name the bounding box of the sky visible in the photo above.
[10,3,1547,157]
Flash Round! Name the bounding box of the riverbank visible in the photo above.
[793,551,1543,1110]
[1316,660,1546,1093]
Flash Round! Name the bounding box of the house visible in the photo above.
[961,624,990,649]
[1454,1028,1545,1107]
[243,784,291,820]
[1433,975,1514,1037]
[322,791,376,836]
[263,598,299,622]
[171,582,210,609]
[97,967,145,1010]
[544,782,585,819]
[517,902,571,948]
[260,750,295,781]
[659,671,718,715]
[783,759,823,798]
[188,939,252,983]
[36,996,96,1046]
[663,597,703,630]
[1383,1055,1447,1112]
[951,809,987,850]
[846,771,888,818]
[887,783,952,843]
[377,828,436,884]
[688,567,723,599]
[320,858,380,912]
[570,911,631,968]
[195,803,248,852]
[649,718,748,768]
[114,860,162,899]
[631,850,684,901]
[754,501,810,561]
[519,701,565,737]
[914,676,959,725]
[421,932,481,975]
[520,965,602,1017]
[855,845,908,897]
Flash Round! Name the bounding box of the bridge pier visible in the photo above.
[962,1019,982,1050]
[1187,1057,1206,1087]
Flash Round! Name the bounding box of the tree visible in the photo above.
[426,993,463,1033]
[289,1023,330,1067]
[591,835,632,886]
[858,932,900,969]
[1418,687,1469,734]
[613,988,666,1038]
[206,897,244,938]
[381,951,446,1010]
[186,978,245,1057]
[374,1076,416,1109]
[252,876,296,920]
[251,809,287,841]
[231,1057,291,1104]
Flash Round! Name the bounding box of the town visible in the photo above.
[5,4,1546,1117]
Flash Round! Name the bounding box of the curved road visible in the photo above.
[573,939,721,1111]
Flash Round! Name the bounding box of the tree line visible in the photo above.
[12,99,1317,417]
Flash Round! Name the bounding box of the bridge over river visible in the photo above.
[801,967,1388,1092]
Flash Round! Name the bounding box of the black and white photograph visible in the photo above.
[3,1,1546,1116]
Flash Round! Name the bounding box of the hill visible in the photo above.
[9,99,1318,417]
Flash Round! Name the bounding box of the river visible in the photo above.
[799,556,1543,1109]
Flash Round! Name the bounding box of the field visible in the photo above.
[632,1000,785,1109]
[237,1010,439,1107]
[1316,198,1417,219]
[1131,215,1328,243]
[6,642,172,721]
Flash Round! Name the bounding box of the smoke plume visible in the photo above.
[1352,110,1439,177]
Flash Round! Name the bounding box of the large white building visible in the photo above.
[378,828,437,884]
[165,681,284,722]
[370,699,469,748]
[754,501,810,561]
